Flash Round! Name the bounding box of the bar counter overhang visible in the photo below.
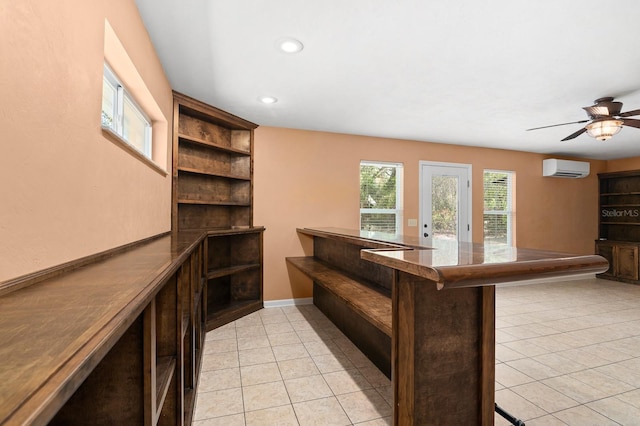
[294,227,609,425]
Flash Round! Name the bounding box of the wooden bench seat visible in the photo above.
[286,256,392,336]
[286,256,392,376]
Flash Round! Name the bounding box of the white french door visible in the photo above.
[420,161,472,247]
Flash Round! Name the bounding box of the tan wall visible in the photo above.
[607,156,640,173]
[254,126,607,301]
[1,1,628,300]
[0,1,173,282]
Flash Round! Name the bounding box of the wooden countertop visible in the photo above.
[300,227,609,290]
[298,227,427,249]
[0,230,206,425]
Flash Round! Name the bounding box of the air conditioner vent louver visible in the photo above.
[543,159,590,178]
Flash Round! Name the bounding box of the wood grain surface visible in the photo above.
[0,231,204,425]
[295,227,609,425]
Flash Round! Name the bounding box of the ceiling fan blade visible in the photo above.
[619,109,640,117]
[622,118,640,129]
[561,127,587,141]
[526,120,589,131]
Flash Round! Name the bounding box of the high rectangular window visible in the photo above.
[360,161,403,234]
[483,170,514,247]
[102,64,152,158]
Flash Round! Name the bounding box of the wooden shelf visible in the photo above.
[178,166,250,181]
[207,264,260,279]
[177,198,251,206]
[601,191,640,196]
[156,356,176,411]
[178,133,250,156]
[208,227,264,236]
[206,300,263,330]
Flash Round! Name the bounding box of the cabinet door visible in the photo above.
[616,245,639,280]
[595,242,615,277]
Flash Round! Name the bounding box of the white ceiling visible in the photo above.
[135,0,640,160]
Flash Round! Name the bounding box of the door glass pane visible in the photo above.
[431,174,460,262]
[431,175,459,242]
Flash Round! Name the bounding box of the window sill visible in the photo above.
[102,127,167,176]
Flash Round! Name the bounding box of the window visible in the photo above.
[102,64,152,158]
[360,161,403,234]
[483,170,514,247]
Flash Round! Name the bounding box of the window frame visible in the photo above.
[483,169,515,247]
[102,64,152,159]
[359,160,404,235]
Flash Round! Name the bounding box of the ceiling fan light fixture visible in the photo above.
[586,118,623,141]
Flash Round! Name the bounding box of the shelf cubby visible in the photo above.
[177,133,250,156]
[205,229,263,330]
[177,204,251,230]
[177,173,250,206]
[178,139,250,179]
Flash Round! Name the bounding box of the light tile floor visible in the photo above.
[195,277,640,425]
[194,303,392,425]
[495,277,640,425]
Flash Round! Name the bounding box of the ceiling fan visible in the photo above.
[527,97,640,141]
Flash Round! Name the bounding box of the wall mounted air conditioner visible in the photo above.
[542,159,590,178]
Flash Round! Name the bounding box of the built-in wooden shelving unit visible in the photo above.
[0,232,206,425]
[172,92,264,330]
[596,170,640,283]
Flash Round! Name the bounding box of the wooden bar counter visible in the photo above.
[288,227,609,425]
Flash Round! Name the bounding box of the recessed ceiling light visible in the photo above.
[259,96,278,104]
[276,37,304,53]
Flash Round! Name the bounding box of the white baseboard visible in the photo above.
[264,297,314,308]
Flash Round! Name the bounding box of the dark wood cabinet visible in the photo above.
[617,244,639,280]
[1,233,207,425]
[172,92,264,329]
[596,240,640,282]
[596,170,640,284]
